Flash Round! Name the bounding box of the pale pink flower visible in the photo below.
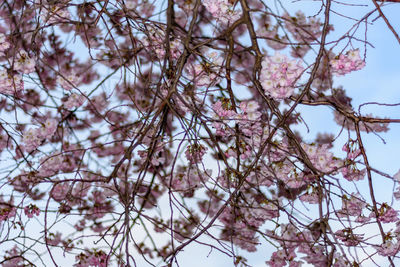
[14,50,36,74]
[2,246,24,267]
[24,204,40,218]
[64,93,86,109]
[302,143,339,173]
[40,4,71,24]
[0,199,16,221]
[299,190,319,204]
[42,118,58,138]
[51,182,70,202]
[185,144,207,164]
[339,193,366,217]
[22,128,42,152]
[74,250,107,267]
[57,72,81,91]
[330,49,365,76]
[185,51,223,87]
[335,228,363,246]
[137,145,165,166]
[379,206,398,223]
[47,232,63,246]
[212,100,236,118]
[260,53,303,99]
[377,241,400,257]
[0,33,10,51]
[142,26,183,60]
[0,69,24,95]
[284,11,323,43]
[203,0,241,25]
[124,0,138,9]
[23,119,58,152]
[341,165,366,181]
[169,168,211,194]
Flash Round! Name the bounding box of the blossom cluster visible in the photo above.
[280,11,325,58]
[376,203,398,223]
[377,240,400,257]
[334,111,389,133]
[185,144,207,164]
[375,220,400,257]
[64,93,86,109]
[38,149,80,178]
[0,33,10,52]
[142,26,183,60]
[284,11,323,42]
[14,50,36,74]
[211,99,269,164]
[0,200,16,222]
[0,70,24,95]
[167,168,211,197]
[40,4,71,24]
[0,44,34,95]
[24,204,40,218]
[202,0,241,25]
[302,143,340,173]
[2,246,25,267]
[337,193,367,219]
[74,250,107,267]
[260,53,304,99]
[330,49,365,76]
[137,144,166,167]
[57,71,81,91]
[186,51,224,87]
[340,140,366,181]
[335,228,364,246]
[219,201,279,252]
[264,223,352,266]
[256,23,288,51]
[22,118,58,152]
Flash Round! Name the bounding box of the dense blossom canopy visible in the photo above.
[0,0,399,266]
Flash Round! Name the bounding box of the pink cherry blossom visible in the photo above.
[0,33,10,51]
[0,70,24,95]
[22,128,42,152]
[14,50,36,74]
[260,53,304,99]
[0,197,16,221]
[185,143,207,164]
[377,241,400,257]
[330,49,365,76]
[203,0,241,25]
[42,118,58,138]
[24,204,40,218]
[378,204,398,223]
[57,72,81,91]
[64,93,86,109]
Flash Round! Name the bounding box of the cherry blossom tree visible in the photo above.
[0,0,400,266]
